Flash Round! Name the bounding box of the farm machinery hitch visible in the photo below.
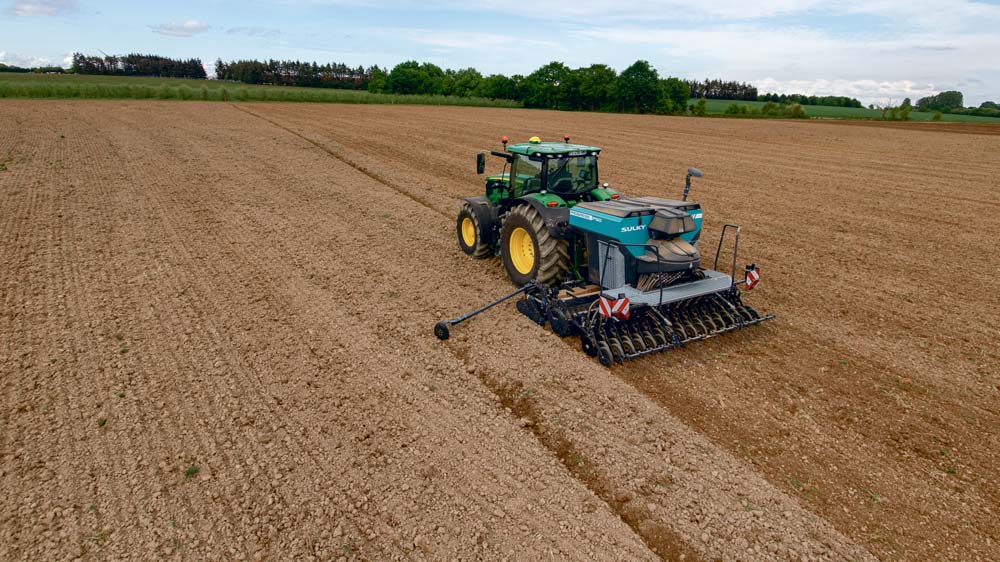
[433,281,538,341]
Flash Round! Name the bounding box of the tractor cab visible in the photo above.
[479,136,615,205]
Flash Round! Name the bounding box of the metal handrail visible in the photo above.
[713,224,742,289]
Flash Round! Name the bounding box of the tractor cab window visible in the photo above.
[546,155,598,193]
[513,154,543,192]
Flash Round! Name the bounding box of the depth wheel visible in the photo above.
[456,203,493,259]
[621,336,637,355]
[608,338,625,363]
[642,331,658,349]
[499,204,568,286]
[597,341,613,367]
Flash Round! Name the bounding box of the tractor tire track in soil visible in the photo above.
[3,100,997,562]
[229,103,451,220]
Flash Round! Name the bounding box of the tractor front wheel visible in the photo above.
[456,203,493,259]
[499,204,568,286]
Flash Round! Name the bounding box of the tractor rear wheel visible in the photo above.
[456,203,493,259]
[499,204,568,286]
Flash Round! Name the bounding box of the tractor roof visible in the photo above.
[507,141,602,156]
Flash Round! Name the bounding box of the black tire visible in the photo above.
[597,341,613,367]
[621,334,637,355]
[608,338,625,363]
[456,203,493,259]
[499,204,568,286]
[433,322,450,340]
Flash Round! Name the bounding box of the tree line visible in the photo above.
[366,60,691,114]
[685,79,758,101]
[758,93,862,108]
[214,59,378,90]
[914,91,1000,117]
[0,63,30,73]
[36,52,1000,119]
[0,62,66,74]
[71,53,206,79]
[653,78,864,108]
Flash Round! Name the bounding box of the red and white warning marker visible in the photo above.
[745,266,761,290]
[599,295,631,320]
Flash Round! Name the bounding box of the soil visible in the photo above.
[1,101,997,562]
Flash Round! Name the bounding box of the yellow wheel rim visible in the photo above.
[461,217,476,247]
[508,227,535,274]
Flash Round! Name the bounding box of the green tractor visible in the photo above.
[440,135,773,365]
[456,135,616,285]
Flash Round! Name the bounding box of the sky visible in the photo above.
[1,0,998,106]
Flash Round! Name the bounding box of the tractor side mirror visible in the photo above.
[476,152,486,175]
[687,167,704,178]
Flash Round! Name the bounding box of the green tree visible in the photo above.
[691,97,708,117]
[658,77,690,114]
[573,64,617,111]
[616,60,660,113]
[385,61,422,94]
[447,68,483,97]
[418,62,445,95]
[916,90,963,111]
[556,68,584,110]
[784,103,807,119]
[521,61,570,108]
[476,74,516,100]
[386,61,445,95]
[367,66,388,93]
[724,103,750,115]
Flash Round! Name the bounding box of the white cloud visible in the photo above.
[575,24,1000,105]
[0,50,51,67]
[304,0,827,21]
[7,0,76,16]
[308,0,1000,26]
[149,20,211,37]
[373,29,560,52]
[227,26,282,40]
[755,78,937,106]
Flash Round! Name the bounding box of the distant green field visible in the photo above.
[694,98,1000,123]
[0,73,523,108]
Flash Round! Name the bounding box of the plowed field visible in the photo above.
[1,101,997,562]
